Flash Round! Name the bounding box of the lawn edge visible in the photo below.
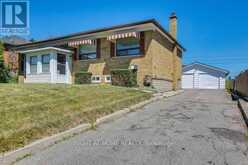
[0,90,184,165]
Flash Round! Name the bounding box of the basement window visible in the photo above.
[105,75,112,83]
[91,75,101,83]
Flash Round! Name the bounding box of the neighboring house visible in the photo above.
[13,13,185,90]
[1,36,29,74]
[182,62,229,89]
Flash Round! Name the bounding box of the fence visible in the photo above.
[235,70,248,97]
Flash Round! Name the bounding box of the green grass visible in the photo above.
[0,84,151,153]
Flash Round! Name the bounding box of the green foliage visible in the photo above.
[0,41,3,62]
[111,69,137,87]
[8,75,18,83]
[0,42,10,83]
[226,79,233,93]
[75,72,92,84]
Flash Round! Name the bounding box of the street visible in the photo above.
[15,90,248,165]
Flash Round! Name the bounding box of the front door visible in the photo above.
[57,54,67,83]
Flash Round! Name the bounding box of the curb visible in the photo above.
[0,90,183,165]
[0,124,91,165]
[237,99,248,128]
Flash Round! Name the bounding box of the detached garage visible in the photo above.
[182,62,229,89]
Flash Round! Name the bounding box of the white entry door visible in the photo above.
[182,74,194,89]
[57,54,67,83]
[199,73,219,89]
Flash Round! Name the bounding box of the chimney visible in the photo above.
[169,12,177,39]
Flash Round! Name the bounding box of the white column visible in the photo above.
[26,54,30,74]
[66,54,72,84]
[50,51,57,83]
[37,55,42,74]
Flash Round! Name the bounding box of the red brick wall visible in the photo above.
[3,50,19,73]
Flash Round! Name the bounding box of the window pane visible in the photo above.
[30,56,37,74]
[79,53,96,60]
[117,48,140,56]
[116,38,140,56]
[57,64,66,75]
[42,64,50,73]
[41,55,50,73]
[30,65,37,74]
[58,54,66,64]
[79,45,97,60]
[57,54,66,75]
[30,56,37,65]
[79,45,96,54]
[42,54,50,64]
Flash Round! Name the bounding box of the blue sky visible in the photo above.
[27,0,248,77]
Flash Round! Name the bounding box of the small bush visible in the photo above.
[111,69,137,87]
[75,72,92,84]
[226,79,233,93]
[144,75,152,87]
[0,61,10,83]
[8,75,18,83]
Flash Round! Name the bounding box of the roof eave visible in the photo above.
[12,19,186,51]
[183,62,230,74]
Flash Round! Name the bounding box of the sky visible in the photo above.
[16,0,248,77]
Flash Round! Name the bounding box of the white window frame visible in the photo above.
[91,75,101,83]
[41,54,50,73]
[30,56,38,75]
[105,75,112,83]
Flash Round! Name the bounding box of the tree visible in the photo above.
[0,41,10,83]
[29,38,36,42]
[0,41,3,62]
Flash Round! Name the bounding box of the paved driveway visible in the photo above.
[16,90,248,165]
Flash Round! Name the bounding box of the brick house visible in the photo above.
[2,37,29,74]
[13,13,185,91]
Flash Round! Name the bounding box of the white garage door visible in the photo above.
[182,74,194,89]
[199,74,219,89]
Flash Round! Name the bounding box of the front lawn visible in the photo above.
[0,84,151,153]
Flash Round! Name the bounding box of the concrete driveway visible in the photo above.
[15,90,248,165]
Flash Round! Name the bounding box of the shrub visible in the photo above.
[0,62,10,83]
[8,75,18,83]
[226,79,233,93]
[111,69,137,87]
[0,42,11,83]
[144,75,152,87]
[75,72,92,84]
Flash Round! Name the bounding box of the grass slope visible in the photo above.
[0,84,151,153]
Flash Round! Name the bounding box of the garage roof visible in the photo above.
[183,62,230,75]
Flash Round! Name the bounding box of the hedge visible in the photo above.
[75,72,92,84]
[111,69,137,87]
